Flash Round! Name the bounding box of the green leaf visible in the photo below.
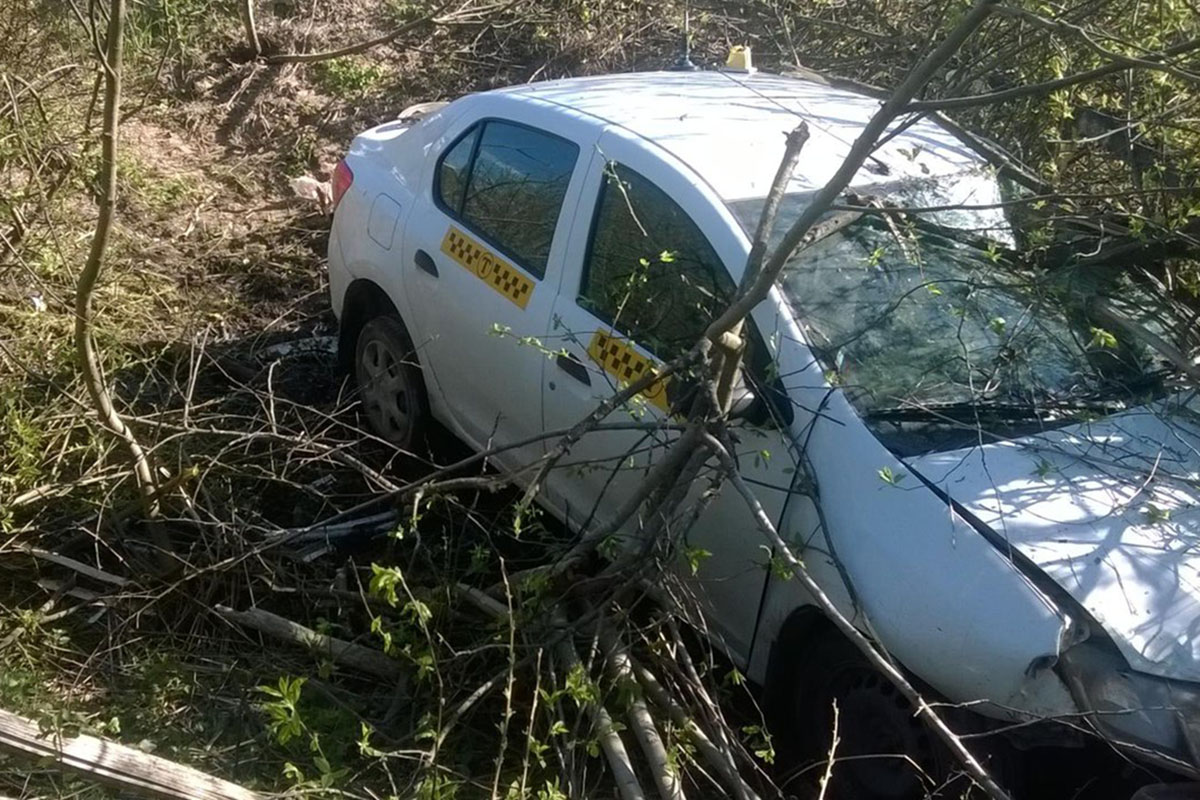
[1089,327,1118,349]
[1144,504,1171,524]
[564,662,598,707]
[684,546,712,576]
[877,465,906,486]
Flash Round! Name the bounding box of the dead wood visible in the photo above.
[214,605,407,684]
[0,708,261,800]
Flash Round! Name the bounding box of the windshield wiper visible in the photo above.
[864,399,1123,423]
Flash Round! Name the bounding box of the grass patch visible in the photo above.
[116,153,200,216]
[313,57,386,97]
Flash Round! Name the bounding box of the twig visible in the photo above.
[19,546,129,587]
[816,700,839,800]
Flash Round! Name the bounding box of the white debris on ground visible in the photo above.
[288,175,332,214]
[256,336,337,362]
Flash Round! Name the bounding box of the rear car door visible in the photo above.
[402,101,594,469]
[543,130,797,661]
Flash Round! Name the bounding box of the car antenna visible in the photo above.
[669,3,699,71]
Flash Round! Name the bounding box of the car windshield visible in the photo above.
[729,177,1181,452]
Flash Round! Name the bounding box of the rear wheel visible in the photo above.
[354,315,428,451]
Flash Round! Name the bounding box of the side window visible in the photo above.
[435,120,579,280]
[581,162,794,425]
[581,163,734,360]
[437,126,479,213]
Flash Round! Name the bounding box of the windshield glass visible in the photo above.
[729,177,1181,453]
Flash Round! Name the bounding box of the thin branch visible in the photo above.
[265,1,455,64]
[240,0,261,57]
[996,6,1200,85]
[906,36,1200,112]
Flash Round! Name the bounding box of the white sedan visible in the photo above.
[328,69,1200,793]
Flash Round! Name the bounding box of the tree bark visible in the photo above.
[74,0,159,510]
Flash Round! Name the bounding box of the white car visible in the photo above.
[327,70,1200,792]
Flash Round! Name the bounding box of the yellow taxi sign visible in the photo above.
[724,45,755,73]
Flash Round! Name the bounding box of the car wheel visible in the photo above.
[775,633,961,800]
[354,315,428,451]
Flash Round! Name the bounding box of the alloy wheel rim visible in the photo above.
[360,337,412,443]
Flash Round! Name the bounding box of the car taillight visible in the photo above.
[332,160,353,209]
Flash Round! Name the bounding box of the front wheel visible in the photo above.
[354,315,428,451]
[773,633,961,800]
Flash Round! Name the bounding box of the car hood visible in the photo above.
[902,395,1200,682]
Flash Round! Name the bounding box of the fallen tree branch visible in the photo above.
[19,546,130,587]
[625,651,760,800]
[214,605,407,684]
[706,0,1004,344]
[0,708,261,800]
[906,36,1200,112]
[599,624,686,800]
[553,611,646,800]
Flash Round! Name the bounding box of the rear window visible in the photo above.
[435,120,579,279]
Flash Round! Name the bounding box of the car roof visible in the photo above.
[497,71,987,205]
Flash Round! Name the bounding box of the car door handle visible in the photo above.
[414,249,439,277]
[555,353,591,386]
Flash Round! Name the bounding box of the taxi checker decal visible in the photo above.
[440,226,534,309]
[587,330,671,414]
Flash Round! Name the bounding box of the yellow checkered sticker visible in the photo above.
[587,330,672,413]
[440,226,535,309]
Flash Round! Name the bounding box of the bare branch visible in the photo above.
[264,1,455,64]
[907,36,1200,112]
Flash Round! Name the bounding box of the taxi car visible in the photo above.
[327,68,1200,795]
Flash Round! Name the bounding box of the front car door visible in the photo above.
[402,99,595,471]
[542,127,800,661]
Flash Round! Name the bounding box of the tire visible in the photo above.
[772,632,963,800]
[353,315,429,451]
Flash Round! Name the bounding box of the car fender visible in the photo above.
[749,315,1079,721]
